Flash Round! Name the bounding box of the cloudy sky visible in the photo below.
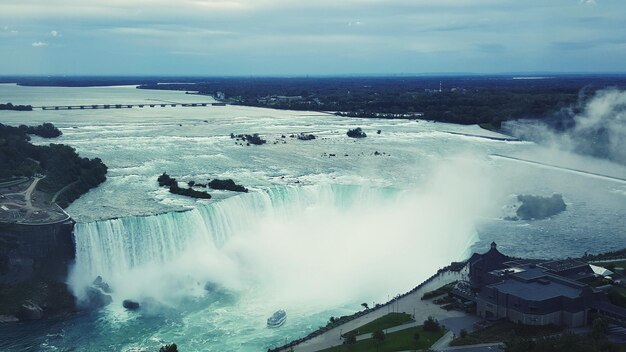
[0,0,624,75]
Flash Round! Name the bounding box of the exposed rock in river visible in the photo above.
[84,276,113,308]
[17,300,44,320]
[123,299,140,310]
[208,179,248,193]
[347,127,367,138]
[0,314,18,323]
[85,286,113,308]
[93,275,113,293]
[506,194,566,221]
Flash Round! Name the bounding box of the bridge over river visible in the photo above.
[34,102,226,110]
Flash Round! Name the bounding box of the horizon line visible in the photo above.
[2,72,626,79]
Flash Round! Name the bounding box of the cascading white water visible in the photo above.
[70,185,396,299]
[70,172,494,307]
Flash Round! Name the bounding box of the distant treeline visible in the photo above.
[5,75,626,127]
[137,75,626,127]
[0,123,107,208]
[0,102,32,111]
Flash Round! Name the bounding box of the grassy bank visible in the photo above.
[343,313,413,338]
[450,322,562,347]
[321,325,445,352]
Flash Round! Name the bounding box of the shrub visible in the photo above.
[372,329,385,341]
[423,316,440,332]
[159,344,178,352]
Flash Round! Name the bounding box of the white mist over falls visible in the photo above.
[70,165,493,309]
[505,89,626,166]
[0,85,625,351]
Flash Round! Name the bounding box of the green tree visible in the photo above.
[372,329,385,352]
[372,329,385,341]
[592,317,608,340]
[159,344,178,352]
[413,331,420,352]
[423,316,440,332]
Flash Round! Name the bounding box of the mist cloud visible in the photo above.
[505,89,626,165]
[69,156,499,310]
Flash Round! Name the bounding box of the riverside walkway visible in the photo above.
[0,177,70,225]
[280,269,480,352]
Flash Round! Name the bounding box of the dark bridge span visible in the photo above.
[35,102,226,110]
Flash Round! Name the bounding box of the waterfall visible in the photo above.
[69,182,485,305]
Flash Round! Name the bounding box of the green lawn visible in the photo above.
[343,313,413,338]
[450,322,563,347]
[320,326,446,352]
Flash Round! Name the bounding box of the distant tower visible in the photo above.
[439,81,442,93]
[491,241,497,250]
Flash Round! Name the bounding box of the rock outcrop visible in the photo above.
[506,194,567,221]
[123,299,140,310]
[208,179,248,193]
[84,286,113,308]
[17,300,44,320]
[0,220,76,320]
[347,127,367,138]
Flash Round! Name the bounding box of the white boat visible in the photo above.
[267,309,287,328]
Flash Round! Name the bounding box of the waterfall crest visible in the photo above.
[70,181,485,305]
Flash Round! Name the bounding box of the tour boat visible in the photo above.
[267,310,287,328]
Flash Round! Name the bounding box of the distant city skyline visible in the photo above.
[0,0,625,75]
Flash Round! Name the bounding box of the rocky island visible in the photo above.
[158,173,251,198]
[157,172,212,199]
[347,127,367,138]
[506,194,567,221]
[0,102,33,111]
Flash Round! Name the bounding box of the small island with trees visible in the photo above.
[157,173,250,199]
[0,102,33,111]
[346,127,367,138]
[230,133,267,146]
[157,173,212,199]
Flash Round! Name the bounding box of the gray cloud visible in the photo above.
[0,0,624,74]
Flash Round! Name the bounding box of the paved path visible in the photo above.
[52,180,79,203]
[441,344,503,352]
[431,331,503,351]
[24,176,42,215]
[290,270,470,352]
[0,177,70,225]
[431,331,455,350]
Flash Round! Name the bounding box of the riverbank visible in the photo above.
[270,263,470,352]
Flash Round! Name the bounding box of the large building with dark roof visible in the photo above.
[467,242,624,328]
